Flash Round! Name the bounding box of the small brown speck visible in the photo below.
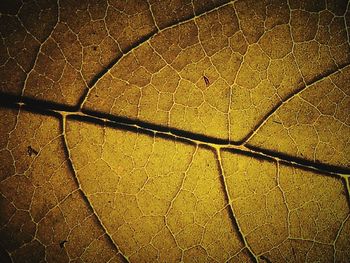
[59,240,68,248]
[27,146,38,157]
[203,75,210,86]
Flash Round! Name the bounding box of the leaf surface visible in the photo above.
[0,0,349,262]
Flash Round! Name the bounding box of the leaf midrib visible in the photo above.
[1,92,349,176]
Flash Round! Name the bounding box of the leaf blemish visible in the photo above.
[203,75,210,86]
[59,240,68,248]
[27,146,39,157]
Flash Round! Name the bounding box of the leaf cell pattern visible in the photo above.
[0,0,349,262]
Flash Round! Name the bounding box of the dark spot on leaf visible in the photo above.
[203,75,210,86]
[27,146,38,157]
[273,120,282,124]
[59,240,68,248]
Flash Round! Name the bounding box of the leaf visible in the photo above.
[0,0,350,262]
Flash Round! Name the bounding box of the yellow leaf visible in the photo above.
[0,0,349,262]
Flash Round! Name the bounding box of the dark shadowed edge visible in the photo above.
[343,177,350,209]
[1,92,349,175]
[221,147,277,163]
[0,92,75,113]
[0,244,11,263]
[244,145,350,175]
[67,113,198,148]
[81,109,230,145]
[0,94,61,119]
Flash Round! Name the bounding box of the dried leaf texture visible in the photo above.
[83,1,350,142]
[65,119,251,262]
[221,151,350,262]
[0,0,350,262]
[248,65,350,168]
[0,108,124,262]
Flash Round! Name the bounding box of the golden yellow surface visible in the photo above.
[0,0,349,262]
